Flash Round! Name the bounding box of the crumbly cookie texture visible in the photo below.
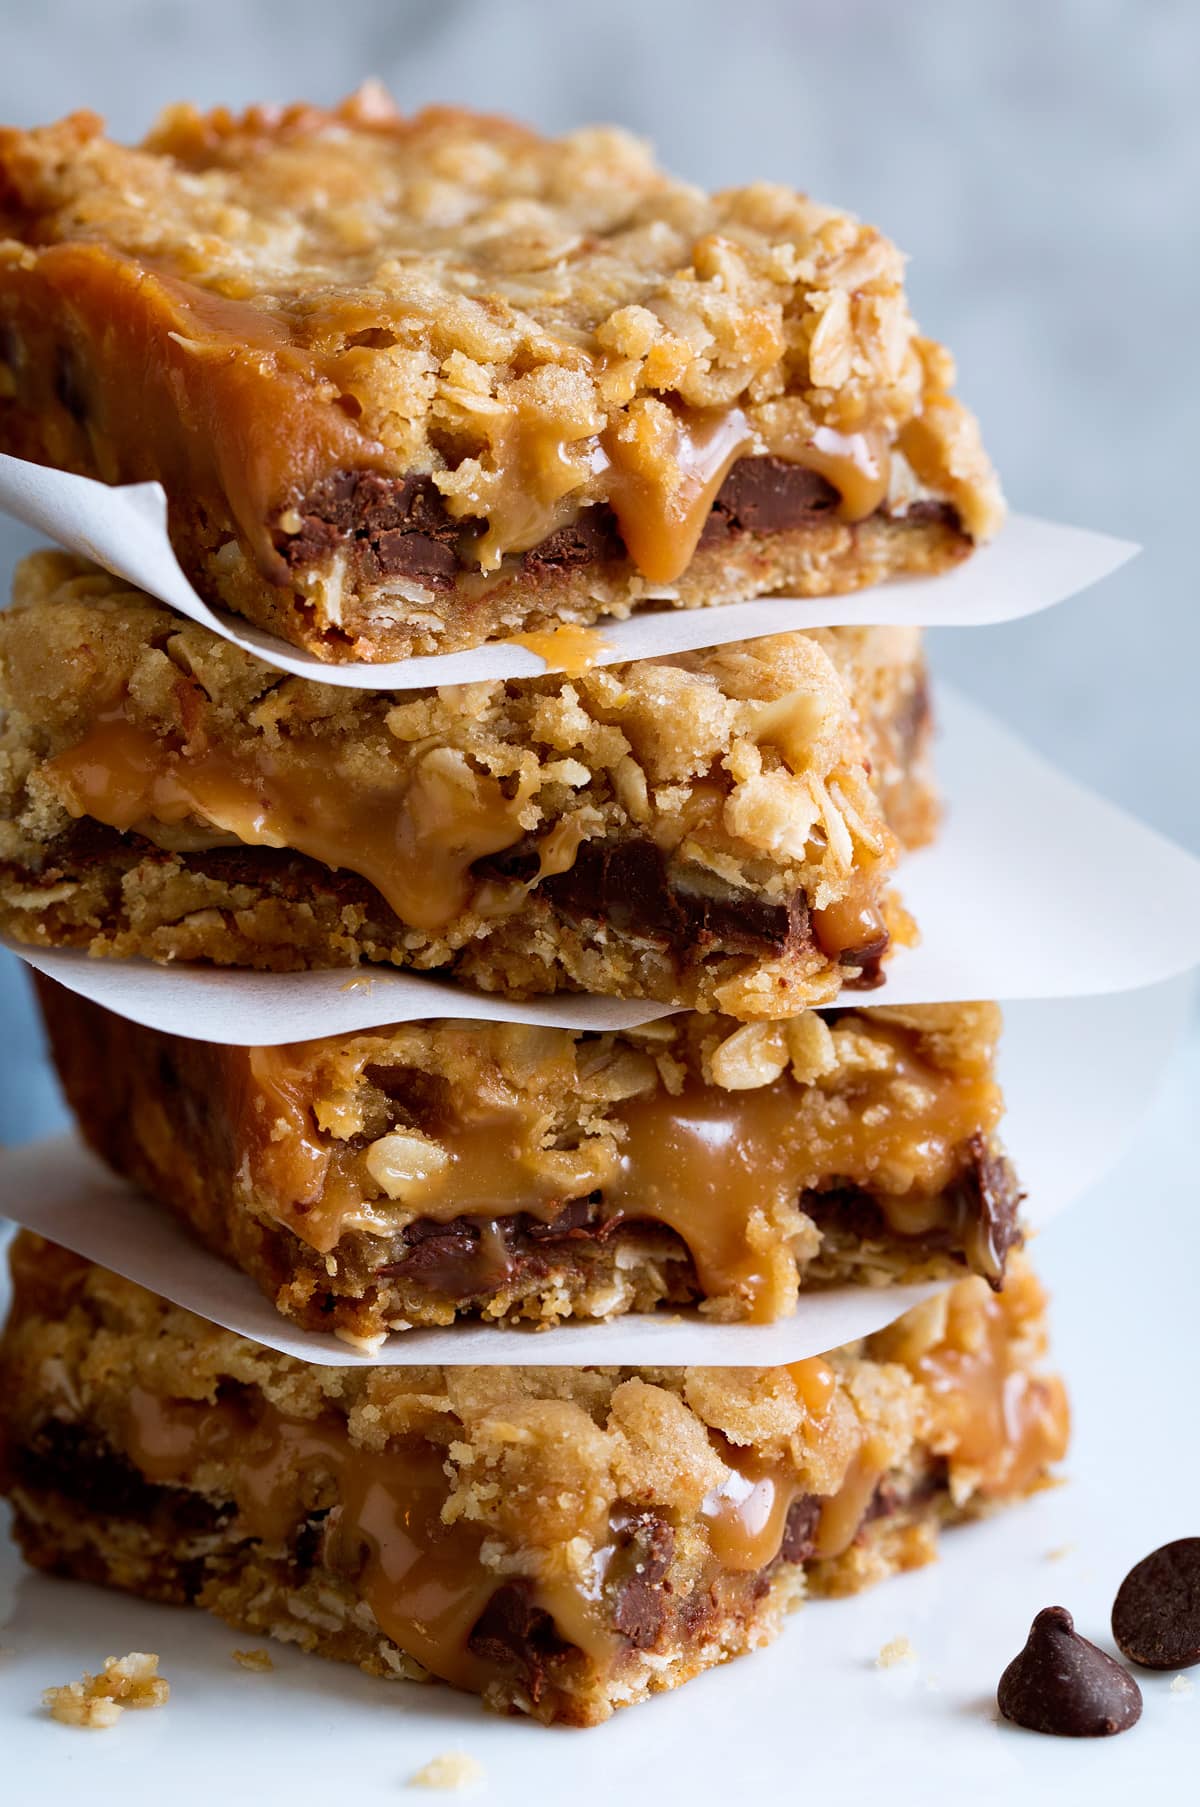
[0,552,932,1015]
[39,978,1021,1337]
[1,1238,1066,1726]
[0,91,1002,660]
[43,1652,169,1728]
[407,1753,485,1791]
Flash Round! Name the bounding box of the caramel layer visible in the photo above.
[239,1016,1003,1316]
[110,1299,1048,1695]
[124,1387,517,1691]
[0,245,391,581]
[43,710,873,958]
[45,714,535,934]
[1,249,913,590]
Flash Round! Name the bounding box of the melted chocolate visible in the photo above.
[277,454,952,586]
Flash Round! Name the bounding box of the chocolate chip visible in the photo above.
[779,1494,821,1563]
[608,1508,675,1648]
[468,1581,571,1703]
[1112,1538,1200,1671]
[522,507,624,573]
[947,1132,1024,1286]
[699,456,840,543]
[538,835,809,958]
[997,1606,1142,1737]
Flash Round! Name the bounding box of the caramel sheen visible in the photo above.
[239,1038,617,1255]
[702,1459,803,1572]
[767,422,893,523]
[506,623,612,674]
[806,885,889,968]
[2,246,899,589]
[916,1291,1070,1498]
[237,1021,1001,1313]
[788,1356,837,1417]
[602,407,755,585]
[123,1387,616,1692]
[2,245,390,580]
[813,1435,891,1559]
[45,715,536,933]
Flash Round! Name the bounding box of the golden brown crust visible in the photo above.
[0,552,933,1015]
[0,93,1002,661]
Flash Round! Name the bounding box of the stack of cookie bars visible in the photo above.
[0,94,1069,1726]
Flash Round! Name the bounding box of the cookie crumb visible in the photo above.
[1170,1673,1194,1695]
[232,1648,274,1672]
[1045,1545,1074,1562]
[43,1652,169,1728]
[408,1751,485,1790]
[876,1636,916,1668]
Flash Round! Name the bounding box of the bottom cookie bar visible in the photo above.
[0,1237,1067,1727]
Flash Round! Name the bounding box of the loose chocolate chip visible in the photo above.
[1112,1538,1200,1671]
[997,1605,1142,1737]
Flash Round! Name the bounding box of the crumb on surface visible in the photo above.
[232,1648,274,1672]
[1044,1545,1074,1562]
[43,1652,169,1728]
[407,1751,485,1791]
[876,1636,916,1669]
[1170,1674,1194,1696]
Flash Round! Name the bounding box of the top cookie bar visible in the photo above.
[0,88,1004,663]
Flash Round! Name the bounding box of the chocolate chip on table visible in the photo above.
[1112,1537,1200,1671]
[997,1606,1142,1737]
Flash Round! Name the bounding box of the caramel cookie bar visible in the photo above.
[38,980,1021,1337]
[0,553,934,1016]
[0,92,1003,664]
[0,1236,1066,1725]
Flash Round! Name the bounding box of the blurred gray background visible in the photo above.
[0,0,1196,1140]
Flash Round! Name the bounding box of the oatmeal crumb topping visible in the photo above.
[0,89,1003,554]
[43,1651,169,1727]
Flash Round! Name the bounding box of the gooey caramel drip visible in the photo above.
[700,1288,1068,1572]
[602,407,756,585]
[3,243,897,590]
[915,1297,1069,1499]
[122,1386,616,1692]
[104,1287,1059,1687]
[238,1019,1001,1317]
[506,623,612,674]
[46,716,536,933]
[43,708,886,961]
[4,244,392,581]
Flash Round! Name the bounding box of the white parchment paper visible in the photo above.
[10,686,1200,1043]
[0,453,1135,689]
[1,977,1191,1365]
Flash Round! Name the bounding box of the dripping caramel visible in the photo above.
[234,1013,1003,1316]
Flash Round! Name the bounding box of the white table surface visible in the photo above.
[1,1025,1197,1802]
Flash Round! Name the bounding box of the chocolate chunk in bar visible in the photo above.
[0,98,999,663]
[540,836,808,957]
